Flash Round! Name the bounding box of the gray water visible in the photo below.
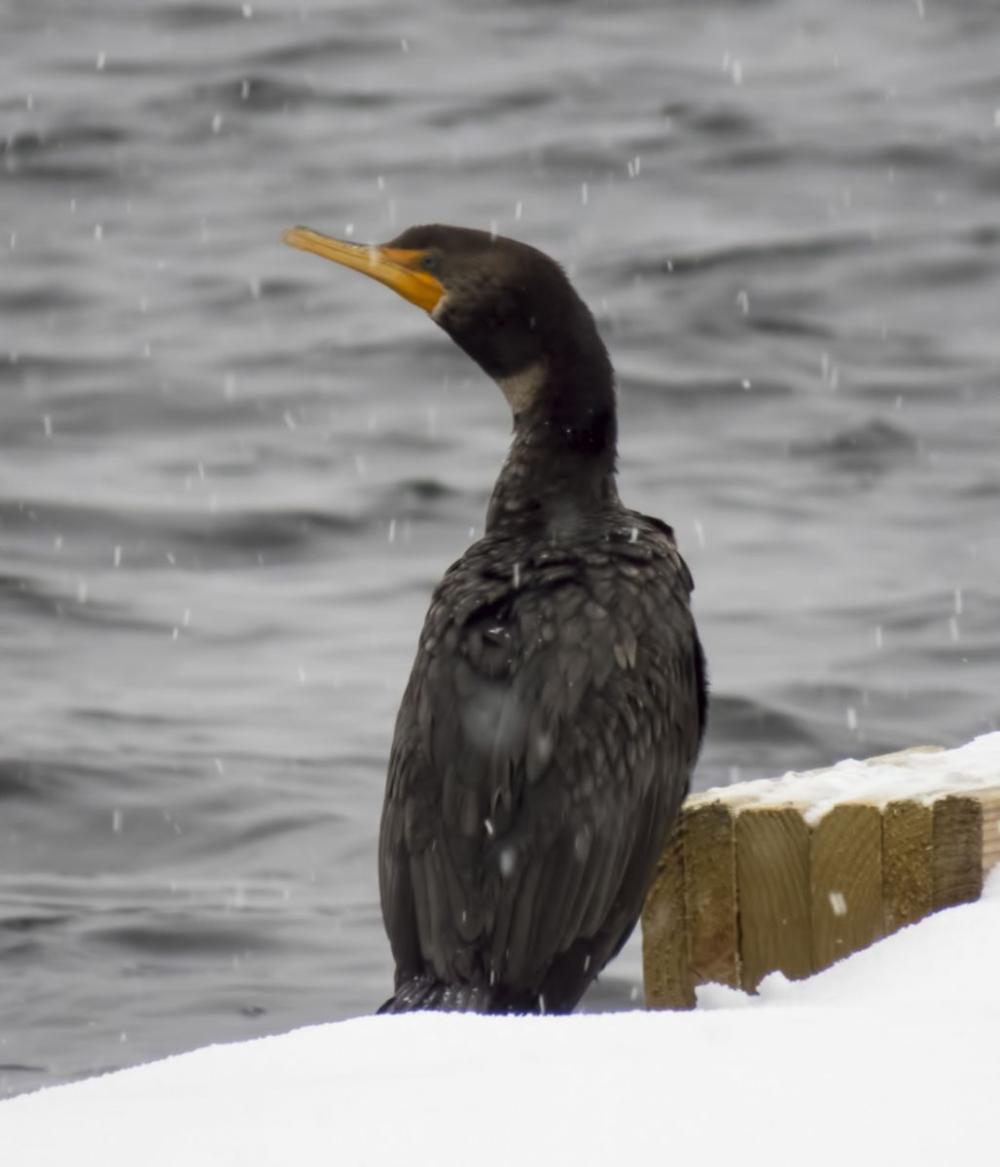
[2,0,998,1098]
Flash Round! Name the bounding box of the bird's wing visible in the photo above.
[379,530,703,996]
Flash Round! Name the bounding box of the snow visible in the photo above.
[2,865,998,1166]
[696,730,1000,823]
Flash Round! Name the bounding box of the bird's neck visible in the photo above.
[486,354,620,536]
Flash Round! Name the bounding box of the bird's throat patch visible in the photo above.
[497,362,547,415]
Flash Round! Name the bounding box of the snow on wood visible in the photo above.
[643,733,1000,1008]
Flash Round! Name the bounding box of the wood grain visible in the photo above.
[978,790,1000,875]
[641,824,694,1009]
[736,807,812,991]
[641,768,1000,1009]
[683,800,739,989]
[932,794,983,910]
[810,803,883,971]
[882,798,933,934]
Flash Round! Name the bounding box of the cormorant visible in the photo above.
[283,223,707,1014]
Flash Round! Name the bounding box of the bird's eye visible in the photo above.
[419,253,440,273]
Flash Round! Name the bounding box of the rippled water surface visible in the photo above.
[2,0,999,1097]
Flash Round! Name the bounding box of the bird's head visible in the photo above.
[283,223,609,422]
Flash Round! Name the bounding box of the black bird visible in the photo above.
[283,223,707,1014]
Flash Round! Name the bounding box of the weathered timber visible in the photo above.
[682,800,740,990]
[736,807,812,991]
[810,803,883,972]
[641,826,693,1009]
[641,736,1000,1009]
[882,799,933,934]
[932,795,983,909]
[980,790,1000,874]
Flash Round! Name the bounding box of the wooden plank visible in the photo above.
[882,799,933,934]
[642,765,1000,1010]
[932,794,983,910]
[641,824,694,1010]
[682,801,739,989]
[810,803,883,971]
[978,790,1000,875]
[736,806,812,992]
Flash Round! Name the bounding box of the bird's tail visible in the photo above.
[378,976,535,1015]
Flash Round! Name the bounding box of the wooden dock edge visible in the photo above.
[641,749,1000,1009]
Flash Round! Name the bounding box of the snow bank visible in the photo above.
[3,868,998,1167]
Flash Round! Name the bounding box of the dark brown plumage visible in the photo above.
[283,223,707,1013]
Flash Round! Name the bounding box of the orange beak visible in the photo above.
[282,226,444,313]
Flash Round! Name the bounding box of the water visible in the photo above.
[2,0,998,1098]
